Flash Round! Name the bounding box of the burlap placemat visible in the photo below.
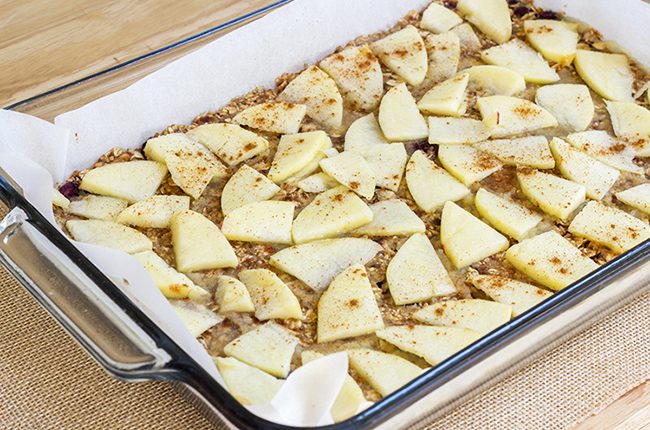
[0,215,648,429]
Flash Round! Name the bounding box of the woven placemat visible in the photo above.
[0,218,648,430]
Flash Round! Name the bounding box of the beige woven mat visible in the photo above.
[0,232,648,430]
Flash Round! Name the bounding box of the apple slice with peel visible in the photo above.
[116,195,189,228]
[68,195,128,221]
[524,20,578,65]
[186,123,269,166]
[371,25,428,86]
[417,73,469,117]
[406,150,470,212]
[171,209,237,272]
[565,130,643,174]
[215,276,255,313]
[317,264,384,343]
[440,201,510,268]
[457,0,511,44]
[451,23,481,53]
[606,101,650,156]
[297,172,339,193]
[353,200,425,237]
[278,65,343,129]
[224,321,298,378]
[549,137,619,200]
[482,39,559,84]
[268,131,332,183]
[347,349,423,397]
[215,357,283,405]
[517,167,585,220]
[437,145,502,186]
[344,114,390,154]
[470,274,553,317]
[387,233,456,305]
[292,186,373,244]
[221,200,294,245]
[52,189,69,209]
[319,44,383,111]
[506,231,599,291]
[66,220,152,254]
[474,188,542,241]
[535,84,594,132]
[378,83,428,141]
[132,251,208,301]
[569,201,650,253]
[413,299,512,336]
[424,32,461,83]
[464,65,526,96]
[473,136,555,169]
[574,50,633,102]
[376,325,481,365]
[238,269,303,321]
[221,165,280,215]
[170,300,223,337]
[428,117,491,145]
[421,2,462,33]
[233,101,306,134]
[477,96,558,138]
[269,237,381,291]
[320,151,376,199]
[616,184,650,215]
[80,160,167,203]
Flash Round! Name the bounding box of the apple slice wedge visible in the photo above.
[535,84,594,132]
[605,101,650,156]
[517,167,585,220]
[347,349,422,397]
[233,101,306,134]
[215,276,255,314]
[320,151,376,199]
[474,188,542,241]
[371,25,428,86]
[378,83,428,141]
[464,65,526,96]
[451,23,481,53]
[470,274,553,317]
[417,73,469,117]
[52,189,69,209]
[132,250,208,301]
[428,117,491,145]
[473,135,555,169]
[66,220,152,254]
[238,269,303,321]
[353,200,425,237]
[457,0,511,44]
[616,183,650,215]
[424,32,461,83]
[221,200,294,245]
[524,20,578,65]
[438,145,502,186]
[413,299,512,336]
[477,96,558,138]
[170,300,223,337]
[481,39,559,84]
[116,195,189,228]
[186,123,269,166]
[80,160,167,203]
[68,195,128,221]
[215,357,283,405]
[221,165,280,215]
[574,50,633,102]
[297,172,339,193]
[421,2,463,33]
[566,130,643,174]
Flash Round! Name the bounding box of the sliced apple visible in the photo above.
[233,101,306,134]
[464,65,526,96]
[215,357,283,405]
[68,195,128,221]
[438,145,502,186]
[221,165,280,215]
[221,200,294,244]
[569,201,650,253]
[421,2,463,33]
[170,300,223,337]
[616,184,650,215]
[144,133,226,199]
[344,114,389,154]
[470,274,553,317]
[378,83,428,141]
[365,143,408,192]
[440,201,509,268]
[376,325,481,365]
[524,20,578,65]
[405,150,470,212]
[238,269,303,320]
[517,167,585,220]
[473,135,555,169]
[424,32,461,83]
[132,250,208,301]
[606,101,650,156]
[320,151,376,199]
[116,195,189,228]
[413,299,512,336]
[457,0,511,44]
[481,39,559,84]
[317,264,384,343]
[574,50,633,102]
[549,137,619,200]
[268,131,332,183]
[417,73,468,117]
[278,65,343,129]
[477,96,558,138]
[52,189,70,209]
[215,275,255,313]
[297,172,339,193]
[534,84,594,132]
[427,117,491,145]
[387,233,456,305]
[269,237,382,291]
[353,200,425,237]
[565,130,643,174]
[347,349,422,397]
[66,220,152,254]
[224,321,298,378]
[474,188,542,241]
[371,25,428,86]
[186,123,269,166]
[319,44,384,111]
[450,23,481,53]
[292,186,373,244]
[171,209,237,272]
[79,160,167,203]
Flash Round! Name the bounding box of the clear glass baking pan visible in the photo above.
[1,1,649,429]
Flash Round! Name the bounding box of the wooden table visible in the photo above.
[0,1,648,428]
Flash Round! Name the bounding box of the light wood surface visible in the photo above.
[0,1,648,428]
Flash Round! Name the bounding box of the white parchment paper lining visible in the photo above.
[0,0,648,426]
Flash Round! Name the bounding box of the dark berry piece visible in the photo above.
[537,10,559,19]
[58,181,80,199]
[513,6,531,17]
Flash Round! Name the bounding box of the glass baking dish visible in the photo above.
[2,1,650,429]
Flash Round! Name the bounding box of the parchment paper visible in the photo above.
[0,0,648,426]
